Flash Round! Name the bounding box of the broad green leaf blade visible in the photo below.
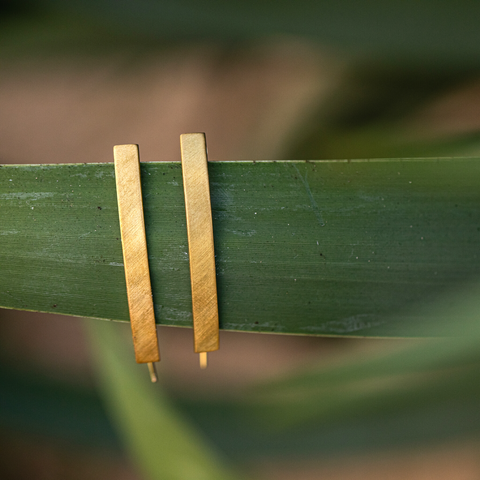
[3,337,480,459]
[1,159,480,337]
[86,319,242,480]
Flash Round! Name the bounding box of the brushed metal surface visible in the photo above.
[180,133,219,353]
[114,144,160,364]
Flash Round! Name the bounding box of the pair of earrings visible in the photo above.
[114,133,219,382]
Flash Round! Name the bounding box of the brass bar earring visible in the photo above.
[113,144,160,382]
[180,133,219,368]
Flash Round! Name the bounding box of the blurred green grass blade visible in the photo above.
[250,280,480,429]
[287,67,480,162]
[3,345,480,459]
[3,310,480,459]
[291,128,480,162]
[86,319,242,480]
[6,1,480,66]
[1,160,480,337]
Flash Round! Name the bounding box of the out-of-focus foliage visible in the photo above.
[3,0,480,67]
[1,1,480,479]
[86,320,243,480]
[288,67,480,160]
[86,283,480,468]
[250,281,480,431]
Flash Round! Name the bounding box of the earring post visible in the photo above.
[147,362,158,382]
[199,352,207,369]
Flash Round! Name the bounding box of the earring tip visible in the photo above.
[147,362,158,382]
[199,352,207,369]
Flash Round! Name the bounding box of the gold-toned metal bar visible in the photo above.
[114,144,160,366]
[180,133,219,358]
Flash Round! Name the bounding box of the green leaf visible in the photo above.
[86,318,242,480]
[1,159,480,337]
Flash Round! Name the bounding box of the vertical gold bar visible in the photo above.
[180,133,219,354]
[114,144,160,364]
